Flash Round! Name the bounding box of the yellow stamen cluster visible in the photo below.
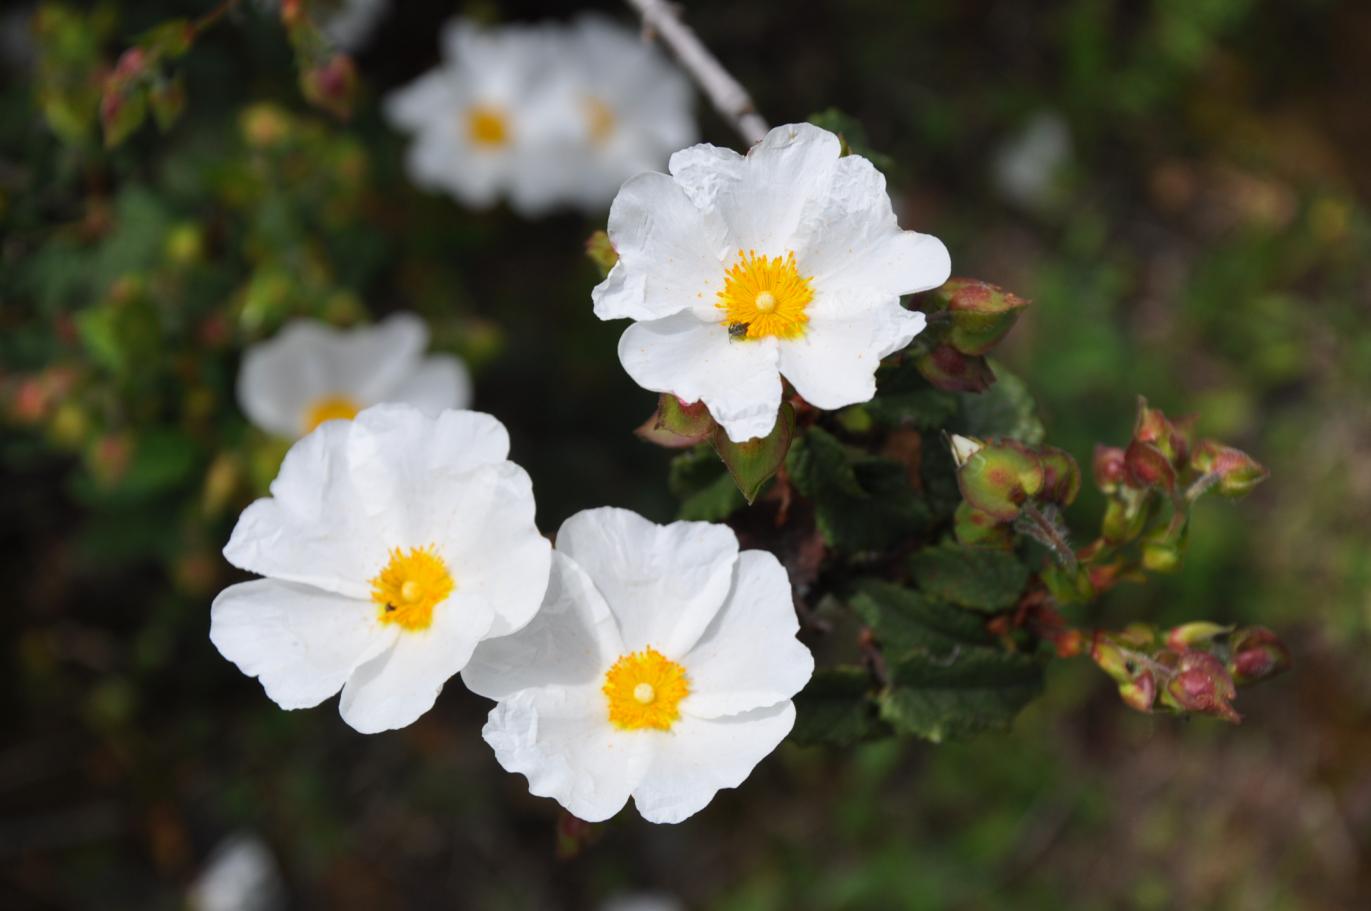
[603,646,689,731]
[583,97,617,145]
[466,105,510,147]
[369,545,454,632]
[304,395,361,433]
[716,249,814,341]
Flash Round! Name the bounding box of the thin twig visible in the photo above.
[624,0,769,145]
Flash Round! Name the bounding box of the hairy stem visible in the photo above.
[624,0,769,145]
[1018,503,1079,574]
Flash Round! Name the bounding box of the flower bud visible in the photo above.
[1125,439,1176,491]
[1165,651,1240,722]
[301,54,357,120]
[1165,622,1229,653]
[1190,440,1268,498]
[954,500,1013,548]
[1037,444,1081,506]
[241,103,292,148]
[585,230,619,278]
[1227,627,1291,685]
[953,438,1045,521]
[931,278,1029,356]
[1093,445,1127,493]
[948,434,984,468]
[914,344,995,393]
[1133,397,1190,465]
[1100,495,1150,544]
[1141,539,1182,573]
[1088,635,1131,682]
[636,394,714,448]
[1118,671,1157,713]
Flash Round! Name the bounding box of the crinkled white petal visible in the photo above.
[593,172,727,321]
[338,588,494,734]
[385,353,473,415]
[715,123,841,254]
[210,579,394,710]
[223,421,382,598]
[679,551,814,719]
[464,551,623,701]
[631,703,796,824]
[617,312,782,443]
[483,685,653,823]
[794,154,952,296]
[778,292,927,410]
[382,69,455,132]
[667,142,745,212]
[554,507,738,658]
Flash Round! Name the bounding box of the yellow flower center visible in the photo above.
[716,250,814,340]
[369,545,454,632]
[466,105,510,147]
[603,646,689,731]
[583,97,616,145]
[303,395,361,433]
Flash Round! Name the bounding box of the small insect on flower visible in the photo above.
[467,507,814,824]
[593,123,951,443]
[210,405,551,734]
[236,313,470,440]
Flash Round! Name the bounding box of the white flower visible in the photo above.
[466,507,814,824]
[592,122,952,442]
[255,0,388,52]
[187,832,284,911]
[237,312,471,439]
[552,14,697,212]
[384,18,576,215]
[210,405,552,734]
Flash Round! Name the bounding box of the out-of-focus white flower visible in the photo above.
[991,111,1072,212]
[384,18,576,215]
[600,894,685,911]
[467,507,814,824]
[236,313,471,440]
[211,405,551,734]
[187,832,284,911]
[553,14,696,211]
[592,123,951,443]
[256,0,388,51]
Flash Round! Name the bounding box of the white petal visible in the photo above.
[631,702,796,824]
[679,551,814,719]
[385,353,473,414]
[668,142,745,212]
[210,579,393,710]
[337,588,494,734]
[593,172,726,321]
[797,155,951,295]
[779,294,926,410]
[332,313,430,403]
[617,312,782,443]
[482,685,653,823]
[223,421,382,598]
[464,551,623,701]
[235,321,337,438]
[717,123,841,253]
[554,508,738,658]
[383,69,456,132]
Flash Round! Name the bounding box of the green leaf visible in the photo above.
[787,427,930,553]
[137,19,195,58]
[789,667,888,747]
[866,359,959,428]
[668,446,744,521]
[907,540,1030,611]
[102,88,147,149]
[711,403,794,503]
[955,365,1044,443]
[880,647,1043,742]
[850,580,994,656]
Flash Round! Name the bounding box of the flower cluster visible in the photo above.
[384,15,696,215]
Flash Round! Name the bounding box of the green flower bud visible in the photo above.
[953,500,1013,548]
[932,278,1029,356]
[1037,444,1081,506]
[1165,622,1231,652]
[636,394,715,448]
[585,230,619,278]
[1190,440,1269,498]
[953,438,1045,521]
[914,344,995,393]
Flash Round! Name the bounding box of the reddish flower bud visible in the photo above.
[301,54,358,120]
[1037,444,1081,506]
[930,278,1030,356]
[1190,440,1269,498]
[914,344,995,393]
[1093,445,1127,493]
[1227,627,1291,684]
[1165,651,1240,722]
[635,394,715,448]
[1118,671,1157,713]
[585,230,619,278]
[1133,397,1191,465]
[1124,439,1176,491]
